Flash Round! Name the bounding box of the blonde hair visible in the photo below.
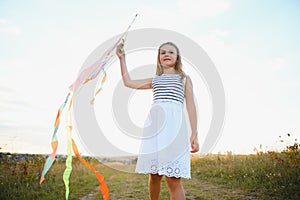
[156,42,185,80]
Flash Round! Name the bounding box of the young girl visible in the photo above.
[116,41,199,200]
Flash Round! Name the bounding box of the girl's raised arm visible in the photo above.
[116,43,152,89]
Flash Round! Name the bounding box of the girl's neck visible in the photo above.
[163,67,177,74]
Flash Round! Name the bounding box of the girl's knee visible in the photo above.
[149,174,163,183]
[165,177,182,189]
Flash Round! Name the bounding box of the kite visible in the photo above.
[40,14,138,200]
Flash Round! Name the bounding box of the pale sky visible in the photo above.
[0,0,299,155]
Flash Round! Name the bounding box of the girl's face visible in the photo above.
[159,44,178,68]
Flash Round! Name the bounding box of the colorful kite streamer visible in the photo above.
[40,14,138,200]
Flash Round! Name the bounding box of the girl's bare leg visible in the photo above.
[165,176,185,200]
[149,174,163,200]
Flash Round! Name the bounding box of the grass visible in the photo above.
[0,141,299,199]
[0,155,102,199]
[190,151,300,199]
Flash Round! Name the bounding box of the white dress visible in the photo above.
[135,74,191,179]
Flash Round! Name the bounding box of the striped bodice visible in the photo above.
[152,74,185,104]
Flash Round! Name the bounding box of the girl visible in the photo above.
[116,41,199,200]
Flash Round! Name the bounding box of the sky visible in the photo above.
[0,0,299,156]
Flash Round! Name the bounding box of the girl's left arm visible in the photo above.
[185,76,199,153]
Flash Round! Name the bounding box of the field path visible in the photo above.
[79,168,261,200]
[79,171,117,200]
[80,187,99,200]
[183,177,259,200]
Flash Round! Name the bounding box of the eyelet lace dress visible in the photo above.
[135,74,191,179]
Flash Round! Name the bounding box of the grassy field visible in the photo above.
[0,143,299,200]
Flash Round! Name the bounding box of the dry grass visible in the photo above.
[0,140,299,200]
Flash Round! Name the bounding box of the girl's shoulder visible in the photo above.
[184,74,192,81]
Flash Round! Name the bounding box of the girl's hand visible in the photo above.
[116,41,125,59]
[190,136,199,153]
